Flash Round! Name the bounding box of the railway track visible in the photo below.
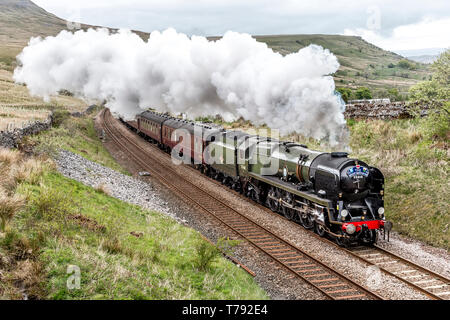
[346,245,449,300]
[211,174,450,300]
[200,176,450,300]
[101,109,382,300]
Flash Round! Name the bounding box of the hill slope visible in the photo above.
[0,0,431,94]
[251,34,431,93]
[0,0,69,46]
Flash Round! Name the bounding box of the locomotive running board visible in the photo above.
[248,172,332,208]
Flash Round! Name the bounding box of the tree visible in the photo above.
[409,81,448,101]
[398,59,413,69]
[355,87,372,99]
[336,87,353,103]
[431,50,450,86]
[409,49,450,101]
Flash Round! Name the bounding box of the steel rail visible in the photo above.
[202,170,450,300]
[101,109,383,300]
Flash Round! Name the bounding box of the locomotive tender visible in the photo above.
[121,110,391,246]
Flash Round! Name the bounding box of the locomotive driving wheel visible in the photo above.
[299,208,314,230]
[281,191,295,220]
[315,222,327,237]
[246,184,261,203]
[267,187,281,213]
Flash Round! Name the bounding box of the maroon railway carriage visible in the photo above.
[126,119,139,131]
[136,111,170,145]
[178,122,223,164]
[161,118,188,153]
[129,110,223,164]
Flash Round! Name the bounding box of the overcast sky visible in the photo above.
[33,0,450,55]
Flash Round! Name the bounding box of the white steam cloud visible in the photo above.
[14,28,347,145]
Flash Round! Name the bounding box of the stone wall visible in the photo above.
[0,114,52,148]
[344,101,443,119]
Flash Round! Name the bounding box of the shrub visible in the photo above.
[431,50,449,85]
[0,189,25,232]
[409,81,449,101]
[50,109,71,127]
[408,50,449,101]
[336,87,353,103]
[193,237,240,271]
[32,186,70,220]
[193,240,220,271]
[388,63,395,68]
[398,59,413,69]
[355,87,372,99]
[387,88,400,101]
[420,105,450,140]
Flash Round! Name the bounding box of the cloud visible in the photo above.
[33,0,450,42]
[344,17,450,51]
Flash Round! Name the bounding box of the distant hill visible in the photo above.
[0,0,148,71]
[248,34,431,94]
[407,55,438,64]
[0,0,431,95]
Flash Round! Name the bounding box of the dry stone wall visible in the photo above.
[0,114,52,148]
[344,101,443,119]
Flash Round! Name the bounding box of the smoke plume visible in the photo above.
[14,28,348,145]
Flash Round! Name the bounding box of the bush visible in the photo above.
[50,109,71,127]
[192,237,240,271]
[355,87,372,99]
[420,105,450,140]
[193,240,220,271]
[398,59,413,69]
[388,63,395,68]
[408,50,450,101]
[387,88,400,101]
[409,81,449,101]
[336,87,353,103]
[32,186,70,220]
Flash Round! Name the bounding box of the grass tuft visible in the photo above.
[0,189,24,232]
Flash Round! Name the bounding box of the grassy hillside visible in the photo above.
[251,34,431,95]
[0,0,148,72]
[0,115,268,299]
[0,0,73,72]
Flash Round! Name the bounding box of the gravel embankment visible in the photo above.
[56,149,180,222]
[57,147,326,299]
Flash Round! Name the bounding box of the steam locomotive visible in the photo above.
[121,110,391,246]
